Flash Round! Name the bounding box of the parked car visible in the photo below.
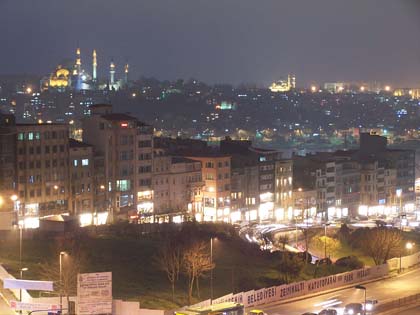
[344,303,363,315]
[318,309,337,315]
[301,313,317,315]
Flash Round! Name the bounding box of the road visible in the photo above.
[395,306,420,315]
[262,268,420,315]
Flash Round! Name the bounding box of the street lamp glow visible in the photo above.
[311,85,317,92]
[385,85,391,92]
[360,86,365,92]
[406,242,414,250]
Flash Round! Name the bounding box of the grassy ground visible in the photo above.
[0,225,370,309]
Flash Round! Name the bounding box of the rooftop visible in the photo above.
[69,138,92,148]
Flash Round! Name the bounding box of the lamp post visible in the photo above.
[210,237,214,305]
[406,242,414,255]
[59,251,67,314]
[324,222,330,259]
[355,285,367,315]
[19,267,28,314]
[396,188,402,215]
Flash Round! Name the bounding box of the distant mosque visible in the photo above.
[41,48,130,92]
[269,74,296,93]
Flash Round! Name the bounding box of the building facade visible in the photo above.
[82,104,154,222]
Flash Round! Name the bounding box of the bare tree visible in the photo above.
[277,234,289,251]
[278,254,304,283]
[360,227,402,265]
[40,241,87,314]
[310,235,341,260]
[154,242,182,302]
[182,241,215,304]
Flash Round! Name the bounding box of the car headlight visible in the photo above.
[366,304,372,311]
[348,309,354,315]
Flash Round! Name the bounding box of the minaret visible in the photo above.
[76,47,82,75]
[109,60,115,86]
[92,50,97,82]
[124,63,129,86]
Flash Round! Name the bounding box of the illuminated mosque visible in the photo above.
[269,74,296,92]
[41,48,129,92]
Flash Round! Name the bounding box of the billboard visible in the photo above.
[77,272,112,315]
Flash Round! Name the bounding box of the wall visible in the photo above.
[387,250,420,271]
[189,264,389,309]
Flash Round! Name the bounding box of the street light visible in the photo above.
[210,237,217,305]
[19,267,28,313]
[20,268,28,299]
[324,222,330,259]
[396,188,402,215]
[406,242,414,254]
[59,251,67,314]
[355,285,367,315]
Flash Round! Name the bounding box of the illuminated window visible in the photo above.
[82,159,89,166]
[18,133,25,141]
[28,132,34,141]
[116,179,131,192]
[73,160,78,166]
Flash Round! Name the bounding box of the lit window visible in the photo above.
[74,160,78,166]
[28,132,34,141]
[82,159,89,166]
[116,180,131,192]
[18,133,25,141]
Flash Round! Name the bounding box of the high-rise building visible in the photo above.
[0,114,17,226]
[15,123,70,226]
[69,139,94,225]
[82,104,154,221]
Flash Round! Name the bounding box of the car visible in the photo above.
[248,309,267,315]
[301,313,317,315]
[344,303,363,315]
[365,299,378,312]
[318,309,337,315]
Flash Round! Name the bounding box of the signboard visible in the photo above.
[4,279,54,291]
[77,272,112,315]
[190,264,390,309]
[10,301,59,311]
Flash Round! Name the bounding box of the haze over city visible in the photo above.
[1,0,420,85]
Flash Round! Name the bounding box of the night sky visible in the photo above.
[1,0,420,86]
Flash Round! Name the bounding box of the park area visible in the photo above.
[0,222,416,309]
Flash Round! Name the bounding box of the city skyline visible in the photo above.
[1,0,420,86]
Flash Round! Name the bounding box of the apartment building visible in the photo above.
[69,139,94,224]
[82,104,154,221]
[152,154,203,222]
[16,123,70,222]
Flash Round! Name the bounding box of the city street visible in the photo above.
[261,268,420,315]
[395,306,420,315]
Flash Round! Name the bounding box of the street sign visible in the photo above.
[10,300,59,311]
[4,279,54,291]
[77,272,112,315]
